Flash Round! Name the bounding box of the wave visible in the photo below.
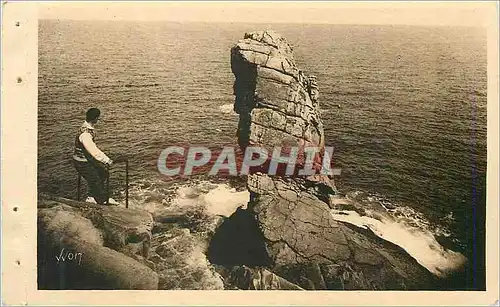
[120,178,465,277]
[218,103,235,114]
[121,178,249,218]
[86,83,161,90]
[173,183,249,217]
[330,192,466,277]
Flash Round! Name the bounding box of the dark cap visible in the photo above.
[86,108,101,122]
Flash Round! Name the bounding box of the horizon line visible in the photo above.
[38,18,487,29]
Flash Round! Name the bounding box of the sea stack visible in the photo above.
[229,30,436,289]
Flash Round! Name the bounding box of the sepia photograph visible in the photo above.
[35,1,488,291]
[2,1,499,305]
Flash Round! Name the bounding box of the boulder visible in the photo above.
[39,195,153,259]
[37,204,158,290]
[88,204,154,258]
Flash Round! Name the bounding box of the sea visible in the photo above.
[38,20,487,289]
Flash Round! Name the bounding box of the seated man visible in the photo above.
[72,108,124,205]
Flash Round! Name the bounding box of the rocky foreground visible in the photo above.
[38,31,438,290]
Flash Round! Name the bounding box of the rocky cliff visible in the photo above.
[37,194,224,290]
[222,30,437,290]
[38,30,439,291]
[38,195,159,289]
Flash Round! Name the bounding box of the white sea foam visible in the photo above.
[218,104,235,114]
[174,183,249,217]
[331,207,466,277]
[125,179,249,218]
[125,179,465,277]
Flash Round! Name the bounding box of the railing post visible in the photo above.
[125,160,129,208]
[106,165,110,205]
[77,174,81,201]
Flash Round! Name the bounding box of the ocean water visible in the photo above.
[38,20,487,289]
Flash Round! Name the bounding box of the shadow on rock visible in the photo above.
[207,207,273,267]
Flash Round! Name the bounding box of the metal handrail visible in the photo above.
[106,160,129,208]
[76,160,129,208]
[76,173,81,201]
